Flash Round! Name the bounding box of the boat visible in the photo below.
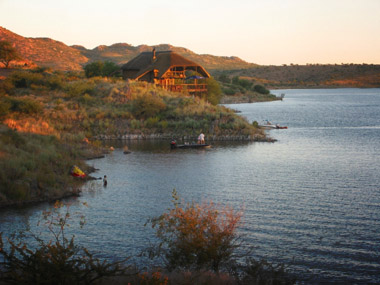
[170,140,211,149]
[258,120,288,129]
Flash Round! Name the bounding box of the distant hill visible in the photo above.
[0,26,255,71]
[72,43,256,70]
[1,26,380,88]
[213,64,380,88]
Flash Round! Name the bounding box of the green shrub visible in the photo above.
[0,79,15,95]
[78,93,95,106]
[130,119,141,129]
[253,84,270,94]
[223,87,236,95]
[84,61,104,78]
[159,120,168,129]
[218,73,231,84]
[252,120,259,128]
[145,116,160,128]
[131,94,166,119]
[10,71,45,88]
[66,80,96,98]
[6,97,43,114]
[0,99,11,117]
[84,61,121,78]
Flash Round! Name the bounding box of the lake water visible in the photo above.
[1,88,380,283]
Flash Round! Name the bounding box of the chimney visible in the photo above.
[152,48,156,61]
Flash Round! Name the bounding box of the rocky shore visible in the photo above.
[95,133,276,142]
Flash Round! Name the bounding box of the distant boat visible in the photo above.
[170,140,211,149]
[259,120,288,129]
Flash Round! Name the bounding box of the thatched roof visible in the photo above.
[121,50,210,79]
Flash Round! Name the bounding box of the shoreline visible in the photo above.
[0,134,275,209]
[94,133,275,142]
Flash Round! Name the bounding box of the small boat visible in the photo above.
[259,120,288,129]
[170,140,211,149]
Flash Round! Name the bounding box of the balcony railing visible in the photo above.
[160,84,208,94]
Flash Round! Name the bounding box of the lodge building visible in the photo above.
[121,49,210,96]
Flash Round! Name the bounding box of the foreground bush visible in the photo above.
[146,189,243,272]
[144,190,296,284]
[0,201,129,284]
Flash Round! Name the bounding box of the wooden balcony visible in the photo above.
[160,84,208,95]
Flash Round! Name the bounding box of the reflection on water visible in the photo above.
[1,89,380,283]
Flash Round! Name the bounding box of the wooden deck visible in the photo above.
[160,83,207,94]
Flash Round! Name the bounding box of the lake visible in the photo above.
[1,88,380,283]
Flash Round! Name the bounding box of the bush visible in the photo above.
[145,189,242,272]
[84,61,103,78]
[218,73,231,84]
[10,71,45,88]
[66,81,96,98]
[223,87,236,96]
[252,120,259,128]
[131,93,166,119]
[253,84,270,95]
[84,61,121,78]
[6,97,43,114]
[0,99,11,117]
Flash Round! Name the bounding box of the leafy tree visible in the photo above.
[0,41,21,68]
[84,61,103,78]
[102,61,121,77]
[145,189,243,272]
[84,61,121,78]
[206,77,222,105]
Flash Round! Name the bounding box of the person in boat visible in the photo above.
[198,133,205,144]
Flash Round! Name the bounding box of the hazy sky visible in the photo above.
[1,0,380,65]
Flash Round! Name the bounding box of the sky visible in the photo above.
[1,0,380,65]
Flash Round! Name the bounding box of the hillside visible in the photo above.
[73,43,256,70]
[0,27,88,70]
[0,26,254,71]
[212,64,380,88]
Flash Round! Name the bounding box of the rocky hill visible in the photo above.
[0,26,255,71]
[0,27,88,70]
[76,43,256,70]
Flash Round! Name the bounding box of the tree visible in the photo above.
[84,61,103,78]
[84,61,121,78]
[145,189,243,272]
[0,41,20,68]
[102,61,121,77]
[206,77,222,105]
